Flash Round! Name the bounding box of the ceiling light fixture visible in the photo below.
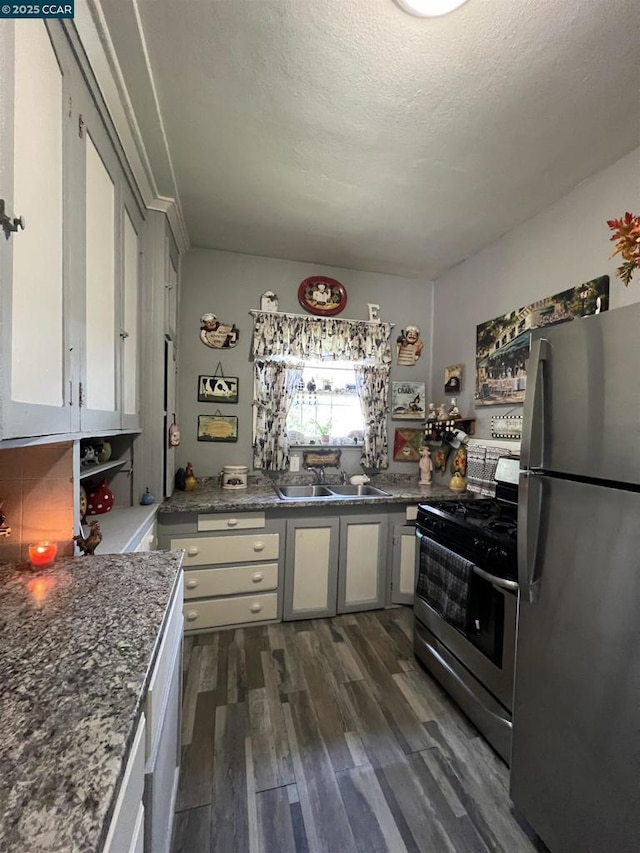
[394,0,470,17]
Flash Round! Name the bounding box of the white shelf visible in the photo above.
[79,505,158,553]
[79,458,127,481]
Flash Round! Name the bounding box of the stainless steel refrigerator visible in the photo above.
[511,301,640,853]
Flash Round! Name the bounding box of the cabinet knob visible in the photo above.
[250,602,262,613]
[186,610,199,622]
[226,518,238,527]
[251,572,264,583]
[253,541,264,552]
[187,546,200,557]
[186,578,199,589]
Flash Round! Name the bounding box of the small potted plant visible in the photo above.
[312,418,333,443]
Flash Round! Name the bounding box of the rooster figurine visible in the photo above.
[74,519,103,555]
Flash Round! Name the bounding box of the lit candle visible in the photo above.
[28,541,58,568]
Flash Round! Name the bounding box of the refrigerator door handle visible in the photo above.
[521,337,550,470]
[518,472,544,603]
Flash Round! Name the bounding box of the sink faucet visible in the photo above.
[309,466,325,484]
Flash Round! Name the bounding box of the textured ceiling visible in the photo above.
[101,0,640,279]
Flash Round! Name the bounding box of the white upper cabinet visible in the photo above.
[0,21,144,441]
[0,20,72,437]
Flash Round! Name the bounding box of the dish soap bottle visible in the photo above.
[185,462,197,491]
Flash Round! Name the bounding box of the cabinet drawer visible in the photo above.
[198,512,265,532]
[171,533,279,566]
[146,582,183,757]
[184,592,278,630]
[184,562,278,599]
[103,715,146,853]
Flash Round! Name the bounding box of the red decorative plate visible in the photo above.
[298,276,347,316]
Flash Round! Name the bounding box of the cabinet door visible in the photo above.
[121,203,141,430]
[283,517,339,620]
[391,523,417,605]
[337,514,388,613]
[0,21,73,439]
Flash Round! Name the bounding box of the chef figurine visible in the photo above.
[427,402,436,420]
[436,402,449,421]
[448,397,461,418]
[419,447,432,485]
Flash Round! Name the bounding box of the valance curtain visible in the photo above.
[252,311,392,471]
[251,311,393,365]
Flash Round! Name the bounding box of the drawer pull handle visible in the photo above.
[186,610,199,622]
[187,546,200,557]
[251,572,264,583]
[227,518,238,527]
[186,578,199,589]
[250,603,262,613]
[253,541,265,552]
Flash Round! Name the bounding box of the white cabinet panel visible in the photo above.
[103,715,146,853]
[122,208,139,419]
[283,517,339,620]
[338,515,388,613]
[391,524,417,605]
[85,134,116,414]
[12,21,63,410]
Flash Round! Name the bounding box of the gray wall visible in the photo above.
[177,249,434,478]
[431,147,640,439]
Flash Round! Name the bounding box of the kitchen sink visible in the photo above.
[273,483,391,500]
[274,484,334,499]
[327,484,391,497]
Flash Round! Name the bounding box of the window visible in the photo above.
[286,361,364,446]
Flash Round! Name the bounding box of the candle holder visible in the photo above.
[28,541,58,568]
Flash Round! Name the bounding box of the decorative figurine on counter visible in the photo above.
[449,472,467,493]
[73,519,103,555]
[184,462,197,491]
[396,325,424,366]
[419,447,432,485]
[436,402,449,421]
[140,488,155,506]
[448,397,461,418]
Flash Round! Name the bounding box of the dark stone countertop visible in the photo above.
[158,476,470,515]
[0,550,184,853]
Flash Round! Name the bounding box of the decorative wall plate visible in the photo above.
[298,276,347,316]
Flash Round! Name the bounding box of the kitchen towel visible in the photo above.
[417,535,473,631]
[466,444,511,495]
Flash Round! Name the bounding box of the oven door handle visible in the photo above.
[472,565,519,592]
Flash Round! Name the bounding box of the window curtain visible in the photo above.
[354,363,390,469]
[253,360,303,471]
[251,311,393,471]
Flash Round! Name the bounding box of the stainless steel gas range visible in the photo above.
[413,456,519,764]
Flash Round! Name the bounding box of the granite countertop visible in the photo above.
[0,550,184,853]
[159,476,469,514]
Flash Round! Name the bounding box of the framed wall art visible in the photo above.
[444,364,463,394]
[298,276,347,316]
[393,428,424,462]
[476,275,609,406]
[198,374,239,404]
[491,415,523,440]
[391,381,426,419]
[197,414,238,442]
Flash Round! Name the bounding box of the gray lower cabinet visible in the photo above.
[283,512,388,620]
[390,523,418,605]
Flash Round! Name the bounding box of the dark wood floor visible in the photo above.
[171,607,544,853]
